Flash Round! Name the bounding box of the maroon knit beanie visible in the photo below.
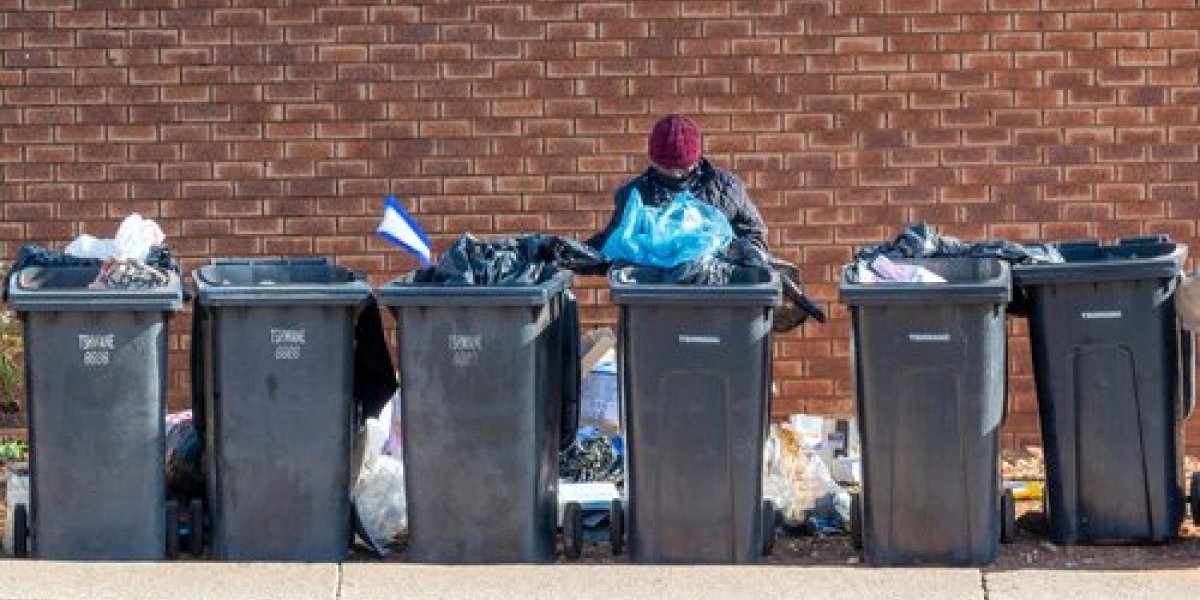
[647,114,702,170]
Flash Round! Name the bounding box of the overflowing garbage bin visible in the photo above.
[840,257,1014,566]
[377,270,577,563]
[192,258,374,561]
[6,263,182,559]
[1012,236,1194,544]
[609,264,780,564]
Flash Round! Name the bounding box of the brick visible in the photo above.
[1121,49,1170,65]
[1150,67,1199,85]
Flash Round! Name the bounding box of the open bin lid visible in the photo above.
[192,257,372,307]
[608,265,781,307]
[376,270,572,308]
[1012,236,1187,286]
[839,257,1011,306]
[6,265,183,312]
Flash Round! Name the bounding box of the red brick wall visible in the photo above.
[3,0,1200,449]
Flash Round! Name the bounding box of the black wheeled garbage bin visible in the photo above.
[192,258,372,561]
[376,271,577,563]
[1012,236,1193,544]
[840,257,1013,566]
[609,265,780,564]
[6,264,182,559]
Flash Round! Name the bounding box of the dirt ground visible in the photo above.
[358,501,1200,569]
[7,450,1200,568]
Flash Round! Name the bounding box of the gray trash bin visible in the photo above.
[1012,237,1193,544]
[6,264,182,560]
[609,265,780,564]
[193,258,371,561]
[376,271,574,563]
[840,257,1012,566]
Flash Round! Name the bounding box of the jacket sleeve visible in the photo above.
[585,186,630,251]
[727,176,769,251]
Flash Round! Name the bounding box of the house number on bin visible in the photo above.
[449,334,482,367]
[79,334,114,367]
[271,328,305,360]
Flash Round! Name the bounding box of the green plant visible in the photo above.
[0,437,26,462]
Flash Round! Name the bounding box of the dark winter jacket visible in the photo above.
[586,158,768,251]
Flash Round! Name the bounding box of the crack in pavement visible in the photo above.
[335,563,344,600]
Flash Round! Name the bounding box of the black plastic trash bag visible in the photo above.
[848,223,1064,314]
[165,411,205,501]
[610,238,826,332]
[853,222,1063,267]
[413,234,609,285]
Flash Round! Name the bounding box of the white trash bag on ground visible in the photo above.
[763,420,851,532]
[352,392,406,553]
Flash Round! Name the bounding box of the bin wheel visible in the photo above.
[1001,489,1016,544]
[13,503,28,559]
[609,499,624,556]
[761,499,777,556]
[563,502,583,560]
[188,499,205,558]
[849,492,863,551]
[1190,472,1200,527]
[165,500,179,560]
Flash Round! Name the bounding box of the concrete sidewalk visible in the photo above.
[0,562,1196,600]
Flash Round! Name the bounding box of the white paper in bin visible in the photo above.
[580,349,619,434]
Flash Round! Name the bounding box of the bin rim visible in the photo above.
[607,269,781,307]
[1012,241,1187,286]
[191,257,372,307]
[839,258,1012,306]
[376,270,572,307]
[6,266,183,312]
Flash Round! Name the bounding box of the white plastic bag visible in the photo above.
[352,454,407,547]
[763,422,851,529]
[63,234,118,260]
[113,213,164,261]
[64,213,164,262]
[352,391,407,551]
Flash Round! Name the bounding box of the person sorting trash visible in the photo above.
[587,112,825,330]
[587,113,768,253]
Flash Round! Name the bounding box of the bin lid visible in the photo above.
[1012,237,1187,286]
[608,265,781,307]
[6,266,183,312]
[192,257,372,307]
[839,257,1011,306]
[376,270,571,308]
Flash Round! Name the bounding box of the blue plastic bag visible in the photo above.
[600,189,734,268]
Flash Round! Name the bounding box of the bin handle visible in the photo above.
[1179,325,1195,419]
